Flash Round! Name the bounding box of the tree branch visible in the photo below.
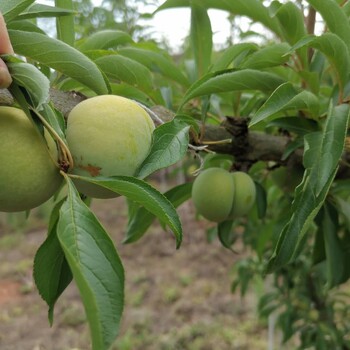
[1,88,350,178]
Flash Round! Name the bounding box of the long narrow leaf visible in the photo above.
[96,55,153,91]
[239,43,291,69]
[287,33,350,93]
[317,203,346,288]
[250,82,319,127]
[33,198,72,325]
[0,0,34,22]
[57,176,124,350]
[9,30,110,95]
[136,117,190,179]
[190,3,212,77]
[274,2,307,45]
[17,4,76,19]
[124,182,192,244]
[7,61,50,110]
[267,103,350,272]
[69,174,183,249]
[55,0,75,46]
[156,0,282,36]
[211,43,258,71]
[180,69,285,108]
[119,47,190,87]
[78,30,133,51]
[306,0,350,52]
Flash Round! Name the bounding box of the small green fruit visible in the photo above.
[229,171,256,218]
[192,167,235,222]
[66,95,155,198]
[0,107,62,212]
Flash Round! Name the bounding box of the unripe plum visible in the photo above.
[0,107,62,212]
[66,95,155,198]
[228,171,256,218]
[191,167,235,222]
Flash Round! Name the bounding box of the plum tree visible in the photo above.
[66,95,155,198]
[191,167,235,222]
[192,167,256,222]
[0,107,62,212]
[228,171,256,218]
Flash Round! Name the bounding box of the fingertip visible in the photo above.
[0,64,12,89]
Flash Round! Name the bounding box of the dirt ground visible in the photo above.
[0,192,272,350]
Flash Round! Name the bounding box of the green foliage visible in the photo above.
[2,0,350,348]
[58,175,125,350]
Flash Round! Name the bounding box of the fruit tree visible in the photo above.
[1,0,350,349]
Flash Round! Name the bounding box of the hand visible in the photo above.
[0,12,14,89]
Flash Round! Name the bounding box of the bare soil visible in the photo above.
[0,194,270,350]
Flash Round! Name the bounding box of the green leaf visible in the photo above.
[211,43,258,71]
[33,198,72,325]
[124,182,192,244]
[312,224,326,265]
[57,176,125,350]
[7,61,50,110]
[239,43,291,69]
[273,2,307,45]
[316,203,346,288]
[272,1,308,67]
[0,0,34,22]
[55,0,75,46]
[16,3,76,19]
[118,47,190,87]
[281,137,304,161]
[309,104,349,195]
[96,55,153,91]
[267,117,319,136]
[306,0,350,52]
[69,175,183,249]
[190,3,212,77]
[218,220,236,251]
[267,103,350,272]
[110,83,155,106]
[344,1,350,16]
[7,19,46,34]
[155,0,189,11]
[180,69,285,108]
[41,104,67,144]
[250,82,319,127]
[9,30,110,95]
[288,33,350,92]
[156,0,282,36]
[333,195,350,231]
[78,30,133,51]
[255,181,267,219]
[136,117,190,179]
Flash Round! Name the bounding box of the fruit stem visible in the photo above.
[134,101,165,125]
[30,108,74,171]
[200,139,232,145]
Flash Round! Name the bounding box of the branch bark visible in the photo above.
[1,87,349,178]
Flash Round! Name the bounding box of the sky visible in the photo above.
[37,0,232,52]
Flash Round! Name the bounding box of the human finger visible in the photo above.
[0,12,14,54]
[0,58,12,88]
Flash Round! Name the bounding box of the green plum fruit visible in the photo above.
[192,167,235,222]
[228,171,256,218]
[0,107,62,212]
[66,95,155,198]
